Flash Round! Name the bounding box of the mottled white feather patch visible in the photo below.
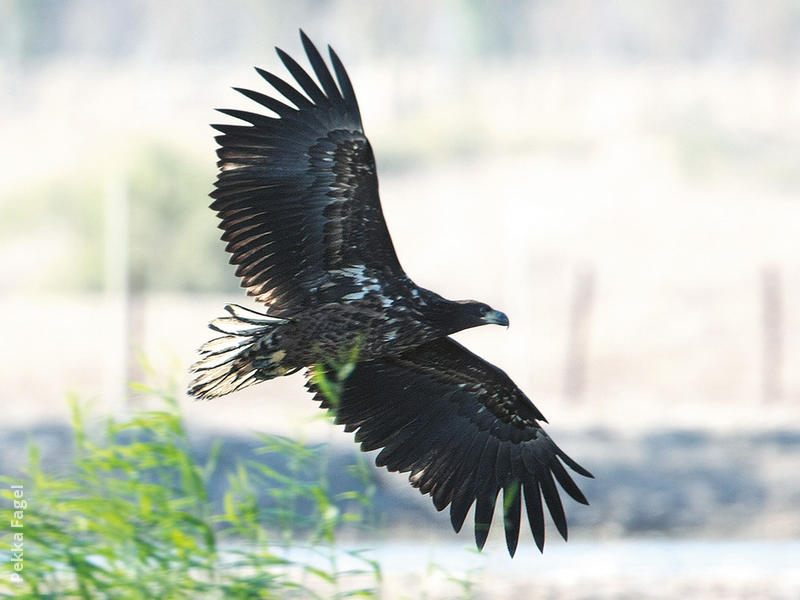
[342,290,367,301]
[378,294,393,307]
[337,264,385,303]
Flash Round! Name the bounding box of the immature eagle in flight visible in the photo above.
[190,30,592,556]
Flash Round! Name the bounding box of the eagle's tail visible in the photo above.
[188,304,295,399]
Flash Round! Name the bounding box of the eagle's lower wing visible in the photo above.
[307,337,593,556]
[212,30,404,316]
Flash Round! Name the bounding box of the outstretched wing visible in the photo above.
[307,338,593,556]
[212,30,405,317]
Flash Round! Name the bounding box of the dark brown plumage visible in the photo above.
[189,30,592,556]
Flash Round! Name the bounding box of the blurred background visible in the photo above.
[1,0,799,597]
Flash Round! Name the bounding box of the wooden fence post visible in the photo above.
[563,265,595,403]
[104,176,130,415]
[761,265,783,402]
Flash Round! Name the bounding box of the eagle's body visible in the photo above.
[280,287,486,359]
[190,30,592,556]
[193,277,504,390]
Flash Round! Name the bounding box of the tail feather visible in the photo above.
[189,304,290,399]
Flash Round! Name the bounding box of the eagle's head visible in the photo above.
[474,301,510,327]
[438,299,509,333]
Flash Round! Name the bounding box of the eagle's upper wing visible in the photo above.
[307,337,593,556]
[212,31,404,316]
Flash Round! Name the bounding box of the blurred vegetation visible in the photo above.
[3,0,800,63]
[125,144,233,293]
[0,374,382,599]
[0,141,238,294]
[3,1,799,294]
[671,107,800,188]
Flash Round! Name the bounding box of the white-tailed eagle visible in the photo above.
[189,30,592,556]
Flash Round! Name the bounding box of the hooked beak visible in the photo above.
[482,309,509,328]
